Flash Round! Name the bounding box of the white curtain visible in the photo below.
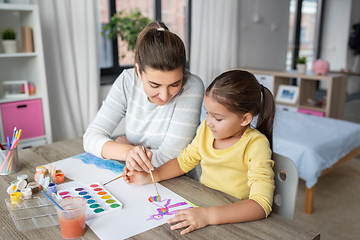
[190,0,240,88]
[36,0,100,142]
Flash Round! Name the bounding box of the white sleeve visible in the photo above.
[83,72,129,158]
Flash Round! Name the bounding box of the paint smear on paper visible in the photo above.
[72,152,125,174]
[148,195,160,202]
[147,195,194,221]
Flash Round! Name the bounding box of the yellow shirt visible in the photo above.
[177,121,275,217]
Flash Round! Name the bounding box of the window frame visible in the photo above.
[291,0,324,70]
[100,0,192,85]
[289,0,324,86]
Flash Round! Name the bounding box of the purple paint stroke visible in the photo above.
[147,196,193,221]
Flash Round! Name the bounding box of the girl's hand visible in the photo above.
[122,166,131,184]
[123,166,152,185]
[167,207,210,235]
[125,146,154,172]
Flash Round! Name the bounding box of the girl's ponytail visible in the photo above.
[256,86,275,150]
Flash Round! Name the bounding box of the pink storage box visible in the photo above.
[298,108,325,117]
[1,99,45,141]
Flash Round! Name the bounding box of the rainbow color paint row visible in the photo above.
[57,182,123,220]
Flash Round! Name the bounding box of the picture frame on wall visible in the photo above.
[275,84,299,104]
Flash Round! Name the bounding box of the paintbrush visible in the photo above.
[143,146,160,199]
[149,170,160,199]
[103,173,126,186]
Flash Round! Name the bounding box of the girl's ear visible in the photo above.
[135,63,142,80]
[240,113,253,126]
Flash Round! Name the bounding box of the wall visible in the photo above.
[321,0,351,71]
[321,0,360,95]
[237,0,290,71]
[346,0,360,95]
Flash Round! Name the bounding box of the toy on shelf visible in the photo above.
[21,82,35,95]
[313,59,329,75]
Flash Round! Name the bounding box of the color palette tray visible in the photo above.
[57,182,123,220]
[5,196,59,231]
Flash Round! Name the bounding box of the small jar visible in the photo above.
[21,188,32,199]
[10,192,22,204]
[7,183,18,194]
[17,174,28,182]
[36,166,47,176]
[47,182,57,194]
[16,179,27,191]
[27,182,40,194]
[11,179,19,185]
[55,171,65,183]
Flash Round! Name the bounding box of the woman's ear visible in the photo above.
[240,113,253,126]
[135,63,142,80]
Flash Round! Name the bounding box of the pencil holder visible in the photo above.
[0,147,20,175]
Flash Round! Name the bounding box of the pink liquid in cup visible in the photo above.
[57,197,86,239]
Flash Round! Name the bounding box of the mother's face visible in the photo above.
[136,65,184,106]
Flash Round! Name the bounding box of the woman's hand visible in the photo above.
[125,146,154,172]
[123,166,152,185]
[115,135,131,145]
[167,207,210,235]
[114,136,153,171]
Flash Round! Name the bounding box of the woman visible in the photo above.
[83,22,204,172]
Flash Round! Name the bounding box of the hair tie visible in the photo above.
[157,27,165,31]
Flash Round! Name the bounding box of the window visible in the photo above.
[99,0,190,85]
[287,0,324,71]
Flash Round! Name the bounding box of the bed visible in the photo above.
[273,110,360,214]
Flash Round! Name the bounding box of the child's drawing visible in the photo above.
[72,152,125,173]
[147,196,193,221]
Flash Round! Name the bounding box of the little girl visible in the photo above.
[124,70,276,235]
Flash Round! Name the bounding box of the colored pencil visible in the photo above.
[11,136,17,147]
[11,129,21,147]
[17,129,22,140]
[0,143,5,150]
[7,136,11,149]
[6,154,13,172]
[12,127,16,143]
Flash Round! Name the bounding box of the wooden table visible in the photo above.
[0,138,320,240]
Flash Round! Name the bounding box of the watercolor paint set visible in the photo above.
[57,182,123,220]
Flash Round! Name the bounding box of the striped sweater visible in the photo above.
[83,68,205,167]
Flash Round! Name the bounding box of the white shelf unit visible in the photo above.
[0,3,52,148]
[240,68,347,119]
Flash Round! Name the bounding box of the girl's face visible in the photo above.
[136,65,183,106]
[204,95,250,140]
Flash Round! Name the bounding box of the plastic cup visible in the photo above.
[56,197,86,239]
